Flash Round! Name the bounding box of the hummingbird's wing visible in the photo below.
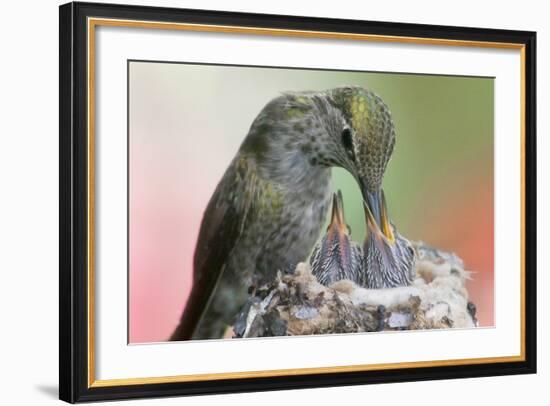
[170,156,259,341]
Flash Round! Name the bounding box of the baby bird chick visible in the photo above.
[362,189,416,289]
[310,191,363,286]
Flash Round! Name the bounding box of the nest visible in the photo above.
[233,243,477,338]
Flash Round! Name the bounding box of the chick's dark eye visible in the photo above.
[341,128,354,157]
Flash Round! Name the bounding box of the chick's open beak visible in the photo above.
[362,189,395,244]
[327,190,349,235]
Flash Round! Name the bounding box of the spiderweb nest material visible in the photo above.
[233,242,478,338]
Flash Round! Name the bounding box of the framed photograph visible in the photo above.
[59,1,536,402]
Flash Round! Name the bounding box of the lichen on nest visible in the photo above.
[233,242,478,338]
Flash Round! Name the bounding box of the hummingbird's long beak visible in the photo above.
[327,190,348,235]
[362,188,395,244]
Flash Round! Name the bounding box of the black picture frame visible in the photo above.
[59,1,537,403]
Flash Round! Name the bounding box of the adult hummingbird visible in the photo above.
[170,86,410,341]
[310,190,363,286]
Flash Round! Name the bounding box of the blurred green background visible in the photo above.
[130,62,494,343]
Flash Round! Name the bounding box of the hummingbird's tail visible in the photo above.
[170,299,227,341]
[170,271,244,341]
[169,284,205,341]
[169,280,224,341]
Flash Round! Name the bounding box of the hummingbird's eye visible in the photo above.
[341,128,355,160]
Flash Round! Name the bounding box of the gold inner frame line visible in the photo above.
[86,17,527,388]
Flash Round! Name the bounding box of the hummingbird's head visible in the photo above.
[329,86,395,191]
